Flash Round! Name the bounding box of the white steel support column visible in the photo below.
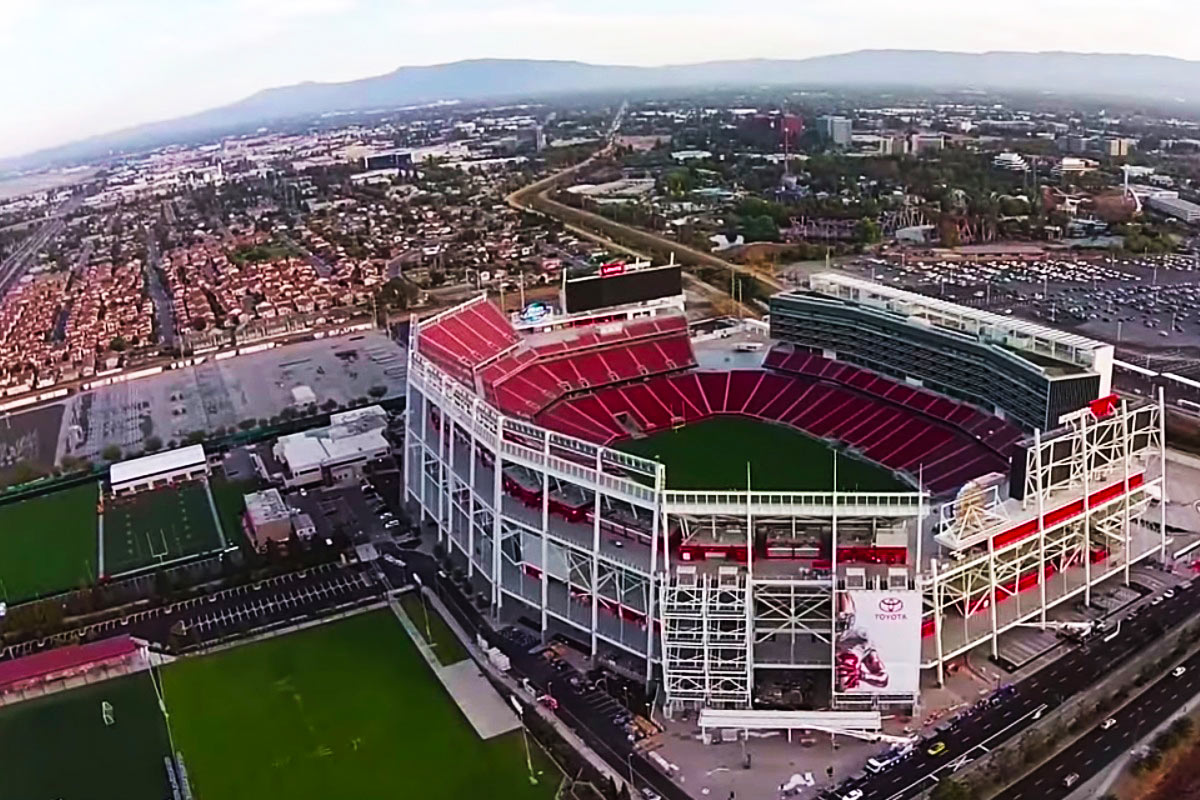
[1159,386,1168,561]
[437,405,447,536]
[829,455,840,701]
[420,393,430,519]
[541,430,550,637]
[591,449,602,657]
[1122,398,1132,587]
[987,536,999,657]
[403,355,413,506]
[646,468,662,683]
[492,421,504,613]
[445,414,455,534]
[1035,429,1048,626]
[932,558,944,686]
[1081,413,1091,607]
[467,402,477,580]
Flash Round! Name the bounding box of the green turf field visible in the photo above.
[208,472,259,547]
[102,482,223,576]
[163,611,557,800]
[617,416,909,491]
[0,672,171,800]
[0,482,98,601]
[400,593,469,666]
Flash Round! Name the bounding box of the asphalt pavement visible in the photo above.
[832,581,1200,800]
[995,642,1200,800]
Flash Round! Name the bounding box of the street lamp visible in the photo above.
[508,695,539,785]
[412,574,432,643]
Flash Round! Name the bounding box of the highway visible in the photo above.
[0,196,78,297]
[831,580,1200,800]
[994,639,1200,800]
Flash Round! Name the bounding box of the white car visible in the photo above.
[841,790,864,800]
[1100,718,1116,730]
[384,519,401,529]
[1173,666,1187,677]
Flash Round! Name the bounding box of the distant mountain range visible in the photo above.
[11,49,1200,172]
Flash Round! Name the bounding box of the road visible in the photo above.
[143,225,177,348]
[995,642,1200,800]
[0,196,79,297]
[834,581,1200,800]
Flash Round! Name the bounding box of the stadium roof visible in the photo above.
[697,708,882,732]
[0,636,139,691]
[110,444,206,487]
[806,272,1107,355]
[275,405,390,474]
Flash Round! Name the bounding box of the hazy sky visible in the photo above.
[1,0,1195,159]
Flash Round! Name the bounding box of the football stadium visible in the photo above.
[405,264,1166,717]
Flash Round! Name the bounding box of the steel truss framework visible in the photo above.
[404,346,1163,712]
[924,397,1165,683]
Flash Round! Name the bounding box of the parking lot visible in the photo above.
[181,568,377,637]
[839,253,1200,351]
[0,563,381,662]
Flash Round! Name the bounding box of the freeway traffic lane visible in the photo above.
[994,645,1200,800]
[836,580,1200,800]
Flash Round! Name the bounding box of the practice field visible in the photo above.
[102,481,224,576]
[617,416,909,491]
[0,482,98,601]
[0,672,171,800]
[164,611,557,800]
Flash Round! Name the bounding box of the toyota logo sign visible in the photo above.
[879,596,904,614]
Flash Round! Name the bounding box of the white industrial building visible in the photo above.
[109,445,209,496]
[273,406,390,488]
[1147,194,1200,224]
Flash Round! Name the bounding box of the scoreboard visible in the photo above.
[563,262,683,314]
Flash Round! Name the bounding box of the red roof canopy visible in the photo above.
[0,635,139,690]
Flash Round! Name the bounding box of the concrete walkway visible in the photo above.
[389,596,520,740]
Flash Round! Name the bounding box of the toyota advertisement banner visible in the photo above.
[835,590,921,695]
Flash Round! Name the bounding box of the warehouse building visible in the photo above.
[273,405,390,488]
[109,444,209,496]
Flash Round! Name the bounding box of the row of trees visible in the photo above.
[933,622,1200,799]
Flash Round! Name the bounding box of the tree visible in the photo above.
[238,418,257,431]
[855,217,882,244]
[143,435,163,452]
[368,385,388,398]
[109,336,127,353]
[101,444,123,462]
[931,778,972,800]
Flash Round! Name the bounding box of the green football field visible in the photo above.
[0,482,98,602]
[616,416,909,491]
[163,611,559,800]
[0,672,171,800]
[102,481,224,576]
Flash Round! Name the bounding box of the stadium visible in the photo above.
[404,263,1166,717]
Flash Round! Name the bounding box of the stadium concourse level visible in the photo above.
[536,344,1023,494]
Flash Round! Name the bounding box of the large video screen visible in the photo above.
[564,265,682,313]
[834,590,921,695]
